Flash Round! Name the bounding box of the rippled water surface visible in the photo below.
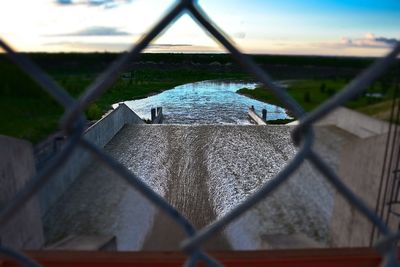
[124,80,288,124]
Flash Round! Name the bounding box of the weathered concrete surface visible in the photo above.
[288,107,398,247]
[44,124,345,251]
[317,107,389,138]
[39,103,144,217]
[289,107,390,138]
[331,132,399,247]
[248,108,267,125]
[0,135,44,249]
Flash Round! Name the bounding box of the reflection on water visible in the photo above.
[124,80,289,124]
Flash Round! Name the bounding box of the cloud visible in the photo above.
[148,44,193,48]
[55,0,132,9]
[45,42,193,49]
[146,44,220,53]
[340,33,399,48]
[43,41,219,53]
[56,0,73,4]
[44,41,131,51]
[314,33,399,52]
[50,26,132,36]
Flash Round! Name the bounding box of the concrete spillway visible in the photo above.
[44,124,350,250]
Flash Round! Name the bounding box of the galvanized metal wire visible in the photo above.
[0,0,400,266]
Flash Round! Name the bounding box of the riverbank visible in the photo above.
[237,79,399,118]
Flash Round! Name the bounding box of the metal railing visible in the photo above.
[1,0,400,266]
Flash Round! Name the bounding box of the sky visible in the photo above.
[0,0,399,56]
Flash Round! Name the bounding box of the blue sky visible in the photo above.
[0,0,399,56]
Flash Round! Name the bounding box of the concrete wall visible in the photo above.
[0,136,44,249]
[39,103,144,216]
[330,132,398,247]
[295,107,397,246]
[316,107,389,138]
[248,108,267,125]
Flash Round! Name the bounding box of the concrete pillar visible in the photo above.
[157,107,162,117]
[0,135,44,249]
[262,109,267,121]
[151,108,156,122]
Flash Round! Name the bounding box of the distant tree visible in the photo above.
[319,83,326,93]
[86,103,102,120]
[370,82,375,91]
[349,91,363,102]
[380,79,391,95]
[304,91,311,103]
[129,71,134,85]
[326,88,336,96]
[367,96,379,105]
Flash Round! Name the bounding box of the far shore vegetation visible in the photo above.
[1,52,399,143]
[237,77,399,121]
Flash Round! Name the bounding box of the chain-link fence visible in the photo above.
[1,0,400,266]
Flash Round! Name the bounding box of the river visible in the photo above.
[123,80,289,124]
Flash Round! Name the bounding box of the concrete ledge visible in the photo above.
[38,104,144,217]
[287,107,389,138]
[46,235,116,251]
[248,108,267,125]
[316,107,389,138]
[86,103,144,146]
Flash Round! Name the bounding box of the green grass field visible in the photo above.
[356,99,400,122]
[237,78,398,118]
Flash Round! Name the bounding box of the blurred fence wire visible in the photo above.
[1,0,400,266]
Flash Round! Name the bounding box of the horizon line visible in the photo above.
[0,50,386,59]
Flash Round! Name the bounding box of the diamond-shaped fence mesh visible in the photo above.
[1,0,400,266]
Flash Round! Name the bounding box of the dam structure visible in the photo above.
[42,106,352,251]
[1,100,394,253]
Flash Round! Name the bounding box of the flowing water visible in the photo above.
[124,80,289,124]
